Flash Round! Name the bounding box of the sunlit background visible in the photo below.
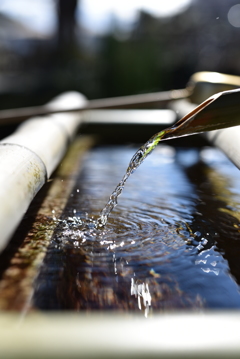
[0,0,240,108]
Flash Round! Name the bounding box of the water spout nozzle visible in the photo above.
[161,88,240,141]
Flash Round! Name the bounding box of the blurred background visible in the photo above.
[0,0,240,109]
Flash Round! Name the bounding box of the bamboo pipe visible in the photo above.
[0,144,46,252]
[0,89,188,125]
[205,127,240,170]
[170,97,240,169]
[0,71,239,126]
[0,312,240,358]
[0,92,88,252]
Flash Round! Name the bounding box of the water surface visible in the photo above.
[33,145,240,315]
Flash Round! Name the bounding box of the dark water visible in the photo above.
[33,145,240,315]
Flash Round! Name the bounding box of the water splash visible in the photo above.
[131,278,152,318]
[97,130,166,227]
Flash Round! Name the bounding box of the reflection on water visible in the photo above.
[131,278,151,317]
[33,145,240,314]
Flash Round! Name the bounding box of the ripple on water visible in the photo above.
[44,199,202,314]
[33,146,240,313]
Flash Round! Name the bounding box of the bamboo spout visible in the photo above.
[161,89,240,141]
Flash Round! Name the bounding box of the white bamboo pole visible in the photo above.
[0,144,46,251]
[0,312,240,358]
[0,92,88,252]
[205,127,240,170]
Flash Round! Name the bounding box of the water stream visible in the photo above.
[97,130,165,227]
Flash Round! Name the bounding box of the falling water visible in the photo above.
[97,130,166,227]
